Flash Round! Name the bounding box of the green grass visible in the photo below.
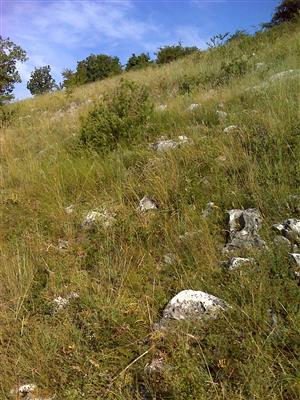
[0,21,300,399]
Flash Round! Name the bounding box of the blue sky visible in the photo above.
[2,0,279,100]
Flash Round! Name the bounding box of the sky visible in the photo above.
[2,0,279,100]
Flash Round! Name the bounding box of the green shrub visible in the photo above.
[79,80,154,151]
[0,105,17,127]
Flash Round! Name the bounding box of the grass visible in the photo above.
[0,21,300,399]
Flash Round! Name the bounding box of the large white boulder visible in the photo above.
[163,290,228,321]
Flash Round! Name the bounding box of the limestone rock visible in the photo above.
[53,291,79,312]
[216,110,227,120]
[65,204,75,214]
[82,208,116,228]
[273,235,291,248]
[139,196,158,212]
[224,257,255,270]
[162,290,228,321]
[289,253,300,267]
[10,383,37,396]
[224,208,266,252]
[273,218,300,245]
[187,103,200,111]
[223,125,238,134]
[202,201,217,217]
[144,357,164,374]
[149,135,191,152]
[58,239,68,251]
[163,253,176,265]
[156,104,167,111]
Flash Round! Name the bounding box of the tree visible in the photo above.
[0,36,27,105]
[206,33,230,48]
[27,65,57,95]
[155,44,199,64]
[76,54,122,84]
[264,0,300,27]
[125,53,152,71]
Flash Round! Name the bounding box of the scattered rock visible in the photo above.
[82,208,116,228]
[216,110,227,120]
[269,70,298,82]
[144,357,164,374]
[272,218,300,246]
[65,204,75,214]
[273,235,291,248]
[139,196,158,212]
[156,104,167,111]
[163,253,176,265]
[289,253,300,267]
[10,383,37,397]
[58,239,68,251]
[149,135,191,152]
[224,208,266,252]
[162,290,228,321]
[223,257,254,271]
[223,125,238,134]
[202,201,217,217]
[187,103,200,111]
[256,62,266,69]
[53,292,79,312]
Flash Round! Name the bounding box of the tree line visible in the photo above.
[0,0,299,103]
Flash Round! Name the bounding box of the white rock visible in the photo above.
[149,135,191,152]
[269,70,297,82]
[223,125,238,133]
[82,208,116,228]
[65,204,75,214]
[216,110,227,120]
[10,383,37,395]
[145,357,164,374]
[273,235,291,248]
[187,103,200,111]
[202,201,217,217]
[139,196,158,212]
[289,253,300,267]
[53,292,79,312]
[58,239,68,250]
[149,139,178,151]
[256,62,266,69]
[163,253,176,265]
[225,257,254,271]
[163,290,228,321]
[274,218,300,244]
[156,104,167,111]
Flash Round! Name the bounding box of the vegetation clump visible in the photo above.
[27,65,57,95]
[80,79,154,151]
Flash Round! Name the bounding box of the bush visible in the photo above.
[76,54,122,85]
[215,55,250,86]
[0,105,17,127]
[125,53,152,71]
[156,44,199,64]
[79,80,154,151]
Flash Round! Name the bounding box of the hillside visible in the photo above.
[1,21,300,400]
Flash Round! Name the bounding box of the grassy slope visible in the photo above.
[1,22,300,399]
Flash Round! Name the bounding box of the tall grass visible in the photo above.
[0,21,300,399]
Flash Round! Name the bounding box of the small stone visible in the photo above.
[223,257,254,271]
[53,292,79,312]
[163,253,176,265]
[139,196,158,212]
[58,239,68,250]
[156,104,167,111]
[82,208,116,228]
[272,223,284,234]
[289,253,300,267]
[256,62,266,69]
[177,135,190,144]
[65,204,75,214]
[273,235,291,248]
[149,139,178,151]
[224,208,266,252]
[144,357,164,374]
[223,125,238,134]
[202,201,217,217]
[162,290,228,321]
[10,383,37,396]
[269,70,298,82]
[216,110,227,120]
[187,103,200,111]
